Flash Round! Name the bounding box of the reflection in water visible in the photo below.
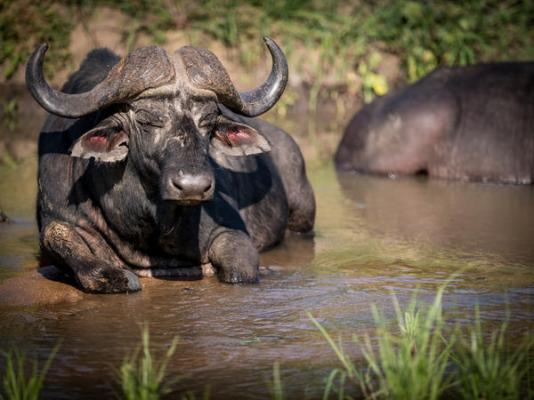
[0,161,533,399]
[336,171,534,265]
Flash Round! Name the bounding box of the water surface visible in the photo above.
[0,157,533,399]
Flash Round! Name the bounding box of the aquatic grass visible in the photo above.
[364,288,455,400]
[309,285,454,400]
[452,307,534,400]
[308,315,363,399]
[119,326,178,400]
[309,275,534,400]
[179,387,211,400]
[268,362,284,400]
[0,345,59,400]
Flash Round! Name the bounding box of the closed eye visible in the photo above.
[198,113,218,131]
[137,118,165,129]
[135,109,165,128]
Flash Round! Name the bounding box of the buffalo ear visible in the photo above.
[70,122,129,162]
[210,116,271,157]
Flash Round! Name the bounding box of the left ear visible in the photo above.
[70,120,129,162]
[210,116,271,156]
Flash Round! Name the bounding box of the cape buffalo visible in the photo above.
[335,62,534,184]
[27,37,315,293]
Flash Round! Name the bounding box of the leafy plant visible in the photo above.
[358,53,388,104]
[0,0,72,79]
[359,0,533,82]
[2,99,18,132]
[2,0,532,95]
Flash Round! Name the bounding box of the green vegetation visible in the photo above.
[119,326,178,400]
[2,0,533,99]
[0,0,72,79]
[358,0,534,82]
[269,362,285,400]
[2,99,18,132]
[454,308,533,400]
[308,290,534,400]
[0,346,58,400]
[1,0,531,162]
[0,311,531,399]
[309,287,453,400]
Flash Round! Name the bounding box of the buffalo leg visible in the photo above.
[208,230,259,283]
[41,221,141,293]
[287,178,315,234]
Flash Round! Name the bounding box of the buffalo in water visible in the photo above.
[335,62,534,184]
[27,37,315,293]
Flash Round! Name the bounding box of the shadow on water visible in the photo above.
[0,150,533,398]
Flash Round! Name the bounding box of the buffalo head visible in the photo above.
[26,38,288,204]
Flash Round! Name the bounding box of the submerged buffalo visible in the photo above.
[27,38,315,293]
[335,62,534,184]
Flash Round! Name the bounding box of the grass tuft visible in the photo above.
[119,325,178,400]
[453,307,533,400]
[309,287,453,399]
[309,282,533,400]
[269,362,284,400]
[0,345,59,400]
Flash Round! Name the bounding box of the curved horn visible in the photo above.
[26,44,175,118]
[178,37,288,117]
[237,37,288,116]
[26,43,114,118]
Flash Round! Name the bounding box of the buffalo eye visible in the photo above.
[198,113,218,134]
[135,109,165,128]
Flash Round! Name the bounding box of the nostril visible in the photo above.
[171,178,183,191]
[202,181,214,193]
[168,174,213,198]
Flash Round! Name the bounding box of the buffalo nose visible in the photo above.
[167,173,214,201]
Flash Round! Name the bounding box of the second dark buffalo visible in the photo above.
[27,37,315,293]
[335,62,534,184]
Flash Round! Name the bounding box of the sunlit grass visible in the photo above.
[309,286,453,399]
[0,345,58,400]
[453,307,533,400]
[269,362,285,400]
[1,302,531,400]
[179,387,211,400]
[119,326,178,400]
[309,284,533,400]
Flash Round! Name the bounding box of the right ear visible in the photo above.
[70,120,129,162]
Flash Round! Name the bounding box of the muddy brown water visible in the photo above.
[0,156,533,399]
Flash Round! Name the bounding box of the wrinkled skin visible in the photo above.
[335,62,534,184]
[36,48,315,293]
